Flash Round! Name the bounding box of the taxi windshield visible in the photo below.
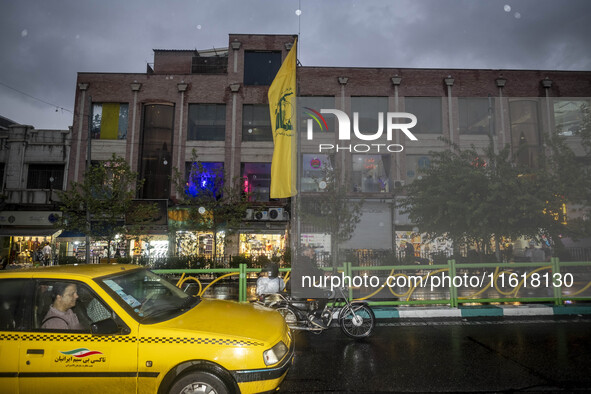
[97,268,200,323]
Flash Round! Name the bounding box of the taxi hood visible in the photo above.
[152,299,286,344]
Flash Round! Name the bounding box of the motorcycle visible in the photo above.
[259,287,376,339]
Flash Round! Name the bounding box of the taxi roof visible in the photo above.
[0,263,143,279]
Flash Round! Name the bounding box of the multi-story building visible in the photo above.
[0,121,70,264]
[68,33,591,261]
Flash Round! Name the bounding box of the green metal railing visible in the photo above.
[154,258,591,305]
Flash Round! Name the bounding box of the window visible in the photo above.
[242,104,272,141]
[510,100,541,168]
[301,154,333,192]
[241,163,271,202]
[352,155,390,193]
[0,279,28,331]
[139,104,174,199]
[27,164,64,189]
[187,104,226,141]
[350,97,389,137]
[185,162,224,198]
[191,55,228,74]
[91,103,128,140]
[243,51,282,86]
[405,155,431,182]
[299,96,336,134]
[459,98,495,135]
[0,162,4,192]
[554,99,590,136]
[404,97,442,134]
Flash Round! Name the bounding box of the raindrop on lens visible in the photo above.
[504,5,511,12]
[21,29,28,37]
[514,12,521,19]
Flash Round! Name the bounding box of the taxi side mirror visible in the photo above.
[90,318,120,335]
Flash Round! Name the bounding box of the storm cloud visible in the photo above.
[1,0,590,129]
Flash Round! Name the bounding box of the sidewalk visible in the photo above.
[371,304,591,319]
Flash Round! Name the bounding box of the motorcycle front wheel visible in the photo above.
[275,305,300,328]
[338,304,375,339]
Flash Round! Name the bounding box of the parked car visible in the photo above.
[0,264,293,393]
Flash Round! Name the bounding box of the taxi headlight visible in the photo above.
[263,341,288,366]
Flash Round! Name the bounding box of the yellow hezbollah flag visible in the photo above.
[269,38,297,198]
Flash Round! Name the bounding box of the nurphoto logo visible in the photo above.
[304,108,418,153]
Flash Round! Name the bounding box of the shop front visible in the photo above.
[0,210,62,266]
[239,231,286,258]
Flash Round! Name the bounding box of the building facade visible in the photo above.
[68,33,591,261]
[0,122,71,264]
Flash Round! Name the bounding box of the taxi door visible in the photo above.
[18,279,139,394]
[0,278,30,394]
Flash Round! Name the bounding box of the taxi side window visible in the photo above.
[0,279,29,331]
[34,280,114,332]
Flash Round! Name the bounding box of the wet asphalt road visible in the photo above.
[279,316,591,393]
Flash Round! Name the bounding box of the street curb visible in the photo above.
[371,305,591,319]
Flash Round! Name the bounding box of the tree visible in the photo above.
[542,102,591,246]
[56,154,156,260]
[300,161,363,268]
[398,142,561,261]
[171,155,251,258]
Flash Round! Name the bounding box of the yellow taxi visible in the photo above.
[0,264,293,394]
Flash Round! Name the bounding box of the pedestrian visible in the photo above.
[42,243,53,266]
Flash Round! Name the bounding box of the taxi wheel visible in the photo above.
[169,371,230,394]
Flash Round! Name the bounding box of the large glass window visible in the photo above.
[185,161,224,198]
[301,154,333,192]
[510,100,540,168]
[242,104,272,142]
[350,97,389,138]
[351,155,390,193]
[243,51,282,86]
[27,164,64,189]
[91,103,128,140]
[187,104,226,141]
[405,155,431,182]
[241,163,271,201]
[299,96,336,134]
[0,279,28,331]
[404,97,442,134]
[554,99,590,136]
[459,98,495,135]
[139,104,174,199]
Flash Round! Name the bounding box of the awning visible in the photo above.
[0,228,60,237]
[56,231,87,241]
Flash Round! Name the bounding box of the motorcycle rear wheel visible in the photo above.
[338,304,375,339]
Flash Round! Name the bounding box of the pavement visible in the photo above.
[371,304,591,319]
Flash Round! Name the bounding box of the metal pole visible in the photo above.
[85,96,92,264]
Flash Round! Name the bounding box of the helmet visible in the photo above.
[265,263,279,279]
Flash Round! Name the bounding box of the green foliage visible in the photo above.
[300,162,363,267]
[171,151,251,257]
[56,154,159,260]
[399,142,565,254]
[230,254,252,268]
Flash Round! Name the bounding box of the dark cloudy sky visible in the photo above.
[1,0,590,130]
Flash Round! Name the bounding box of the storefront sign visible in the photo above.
[0,211,61,226]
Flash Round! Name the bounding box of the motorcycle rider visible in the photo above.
[256,262,285,296]
[290,246,329,329]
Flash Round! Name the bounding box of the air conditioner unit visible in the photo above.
[254,210,268,221]
[268,208,287,221]
[244,208,254,220]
